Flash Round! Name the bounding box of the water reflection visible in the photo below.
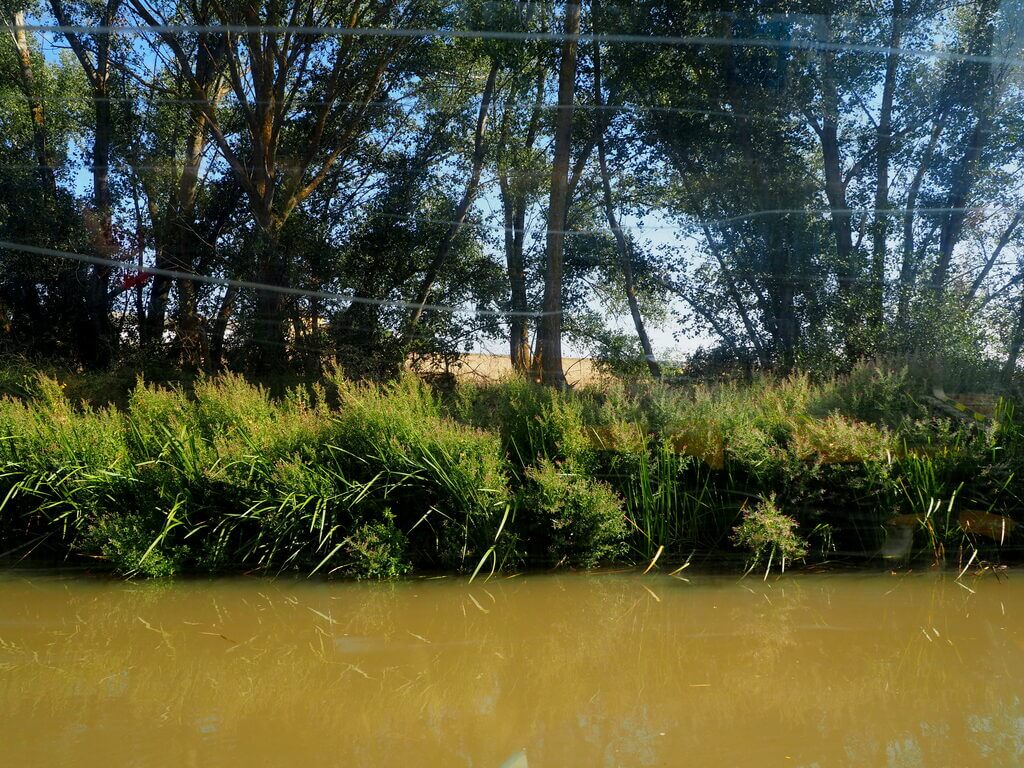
[0,571,1020,766]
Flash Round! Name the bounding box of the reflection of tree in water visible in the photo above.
[969,694,1024,765]
[726,580,807,666]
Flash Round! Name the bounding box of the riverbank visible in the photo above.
[0,363,1021,577]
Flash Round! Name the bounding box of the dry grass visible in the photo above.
[414,354,612,386]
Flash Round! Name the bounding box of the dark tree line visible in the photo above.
[3,0,1024,383]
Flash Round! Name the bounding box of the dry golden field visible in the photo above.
[414,353,610,386]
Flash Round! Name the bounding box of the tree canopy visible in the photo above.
[2,0,1024,384]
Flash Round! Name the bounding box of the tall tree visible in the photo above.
[593,22,659,377]
[134,2,229,365]
[407,56,500,330]
[497,61,545,371]
[130,0,423,369]
[50,0,124,365]
[534,1,580,387]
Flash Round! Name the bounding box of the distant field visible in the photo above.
[416,353,609,386]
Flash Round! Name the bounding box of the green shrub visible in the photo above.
[816,363,925,426]
[82,509,187,578]
[616,440,721,558]
[471,378,595,471]
[343,511,412,580]
[0,363,1016,577]
[324,374,512,568]
[523,460,626,568]
[791,413,891,464]
[731,494,808,574]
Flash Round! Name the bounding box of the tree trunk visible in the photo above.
[499,64,544,372]
[7,12,57,197]
[702,224,768,367]
[869,0,901,333]
[210,284,238,369]
[85,66,116,366]
[49,0,123,367]
[1004,287,1024,383]
[500,172,532,371]
[408,59,499,330]
[144,47,221,354]
[534,2,580,388]
[248,223,289,372]
[597,142,660,378]
[930,114,992,292]
[593,38,660,378]
[720,19,797,367]
[811,14,860,358]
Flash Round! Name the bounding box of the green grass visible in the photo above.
[0,361,1021,577]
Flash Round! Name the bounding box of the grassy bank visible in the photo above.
[0,363,1021,577]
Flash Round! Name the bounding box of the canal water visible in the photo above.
[0,570,1021,766]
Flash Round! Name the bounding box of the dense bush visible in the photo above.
[731,495,808,574]
[522,460,627,568]
[0,364,1020,577]
[0,372,513,577]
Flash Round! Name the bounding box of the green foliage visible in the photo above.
[325,372,512,567]
[815,364,926,426]
[618,440,722,558]
[731,495,808,574]
[343,512,412,580]
[457,377,596,471]
[82,510,188,578]
[0,371,510,577]
[523,460,626,568]
[0,366,1021,576]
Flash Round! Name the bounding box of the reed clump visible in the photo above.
[0,361,1021,576]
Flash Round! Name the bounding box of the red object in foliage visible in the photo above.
[122,270,152,291]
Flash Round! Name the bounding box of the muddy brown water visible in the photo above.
[0,570,1022,767]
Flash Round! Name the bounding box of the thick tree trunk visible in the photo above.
[174,277,207,369]
[821,119,854,298]
[169,118,211,365]
[50,0,122,367]
[84,76,116,366]
[249,223,289,372]
[534,2,580,388]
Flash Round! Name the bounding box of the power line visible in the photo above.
[20,91,775,122]
[4,233,1016,298]
[19,23,1024,71]
[0,240,555,319]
